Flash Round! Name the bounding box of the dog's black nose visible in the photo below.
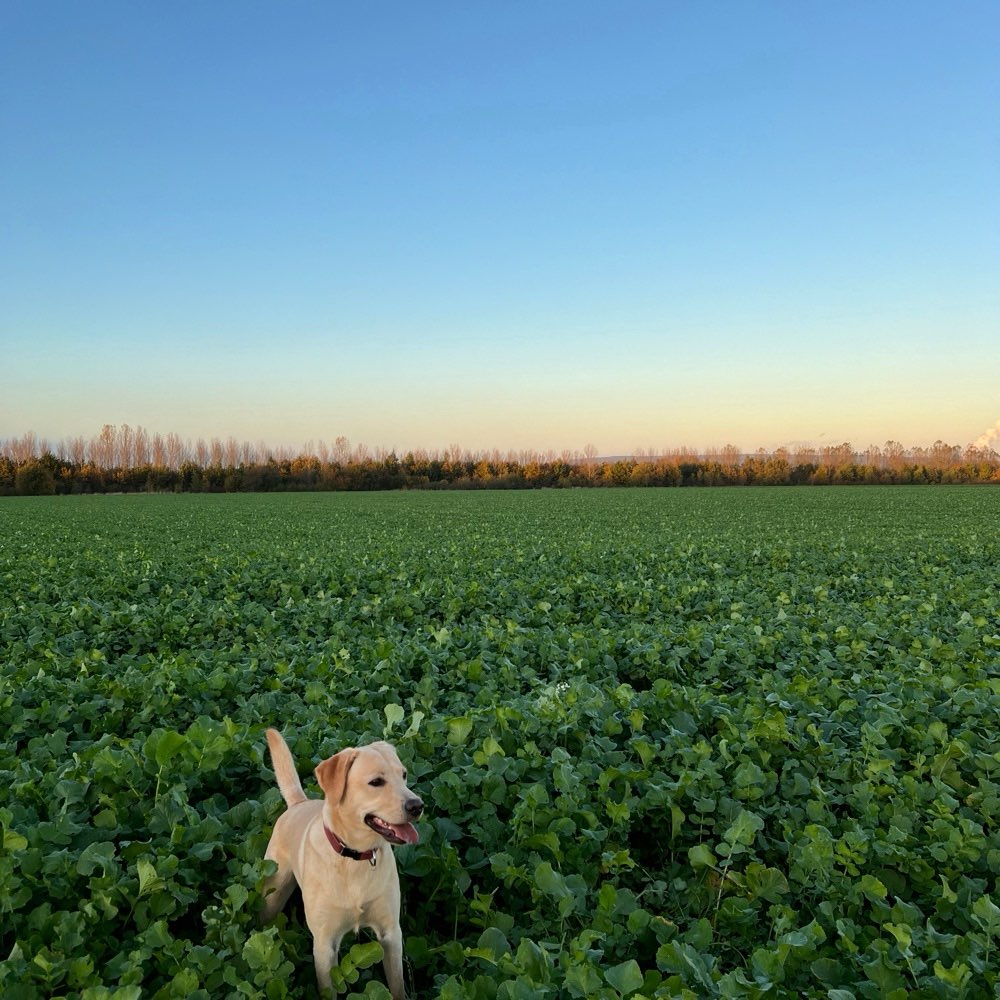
[405,797,424,819]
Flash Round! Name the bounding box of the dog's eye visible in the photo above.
[369,777,385,787]
[402,771,407,781]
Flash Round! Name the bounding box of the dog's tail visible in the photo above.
[266,728,309,808]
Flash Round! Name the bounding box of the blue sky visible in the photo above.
[3,1,998,456]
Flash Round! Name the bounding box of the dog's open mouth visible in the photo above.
[365,814,419,845]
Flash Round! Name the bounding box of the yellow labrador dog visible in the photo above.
[260,728,423,999]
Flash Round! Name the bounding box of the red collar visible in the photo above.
[324,824,377,865]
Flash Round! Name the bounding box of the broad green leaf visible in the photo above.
[474,927,510,962]
[345,940,384,970]
[565,961,604,998]
[884,922,912,952]
[933,960,972,987]
[383,703,405,734]
[226,882,249,910]
[605,958,643,995]
[80,988,142,1000]
[744,862,789,901]
[655,941,716,992]
[858,874,888,904]
[242,930,283,971]
[149,730,187,767]
[810,957,848,986]
[515,938,552,983]
[722,808,764,852]
[3,828,27,851]
[142,920,172,949]
[136,859,166,899]
[447,717,474,745]
[670,804,685,840]
[862,953,905,992]
[534,861,572,900]
[750,945,781,985]
[971,894,1000,934]
[688,843,716,868]
[939,874,958,903]
[404,710,425,737]
[77,841,117,876]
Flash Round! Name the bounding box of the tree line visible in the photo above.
[2,425,998,495]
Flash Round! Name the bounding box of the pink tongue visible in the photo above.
[390,822,419,845]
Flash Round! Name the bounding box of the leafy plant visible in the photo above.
[2,488,998,997]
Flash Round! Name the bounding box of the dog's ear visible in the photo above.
[315,748,357,803]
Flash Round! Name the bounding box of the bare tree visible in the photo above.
[166,433,186,469]
[721,444,741,468]
[67,436,87,466]
[793,444,818,468]
[930,440,960,470]
[151,433,167,468]
[93,425,117,469]
[821,442,854,469]
[118,424,135,469]
[863,443,884,470]
[884,440,905,472]
[134,426,150,467]
[9,432,39,463]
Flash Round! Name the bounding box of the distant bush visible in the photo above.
[15,461,56,496]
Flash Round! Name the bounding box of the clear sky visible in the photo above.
[3,1,998,457]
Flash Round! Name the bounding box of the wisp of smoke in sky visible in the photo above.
[974,419,1000,451]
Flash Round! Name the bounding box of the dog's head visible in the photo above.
[315,740,423,848]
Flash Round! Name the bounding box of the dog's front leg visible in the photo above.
[379,925,406,1000]
[304,890,346,998]
[313,933,340,999]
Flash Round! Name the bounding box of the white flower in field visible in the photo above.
[534,681,571,716]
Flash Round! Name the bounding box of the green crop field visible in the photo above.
[2,488,998,999]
